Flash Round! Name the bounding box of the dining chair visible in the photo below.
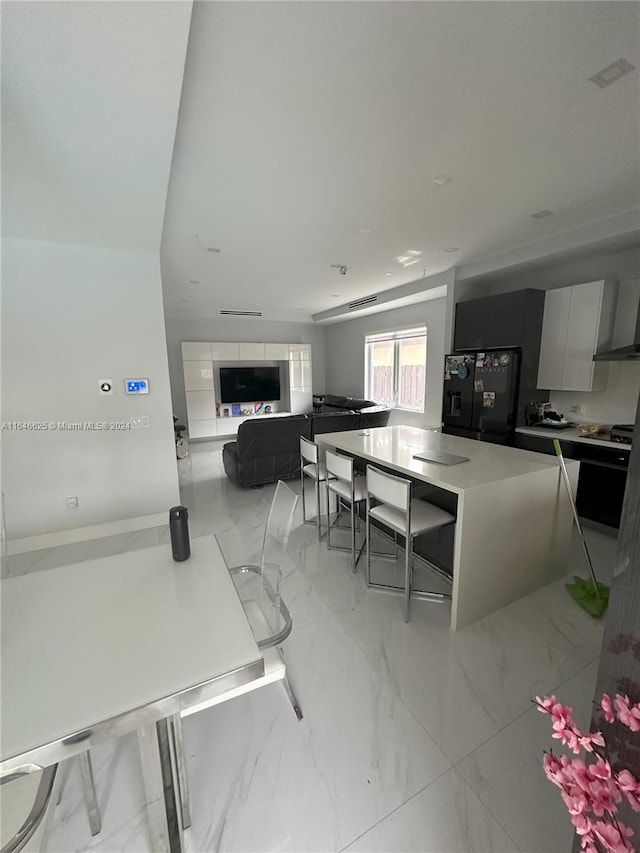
[365,465,455,622]
[169,481,304,834]
[299,437,326,540]
[325,449,367,571]
[216,480,302,715]
[1,752,100,853]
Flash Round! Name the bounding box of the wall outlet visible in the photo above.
[131,416,150,429]
[66,495,78,509]
[569,404,584,415]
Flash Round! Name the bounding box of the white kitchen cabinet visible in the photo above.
[537,288,571,390]
[264,343,289,360]
[211,342,240,360]
[238,342,265,360]
[183,360,214,391]
[537,280,617,392]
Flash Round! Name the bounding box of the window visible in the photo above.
[364,326,427,411]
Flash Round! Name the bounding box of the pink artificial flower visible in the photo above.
[617,770,640,812]
[562,790,588,815]
[590,757,613,781]
[588,778,621,816]
[579,731,605,753]
[592,819,634,852]
[601,694,615,724]
[571,812,593,836]
[550,701,575,730]
[616,770,639,792]
[613,695,640,733]
[536,694,557,712]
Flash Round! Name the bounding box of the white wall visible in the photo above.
[164,311,327,426]
[2,238,180,539]
[324,298,447,428]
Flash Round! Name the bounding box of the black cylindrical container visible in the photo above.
[169,506,191,562]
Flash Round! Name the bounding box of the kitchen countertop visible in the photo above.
[317,425,571,496]
[516,425,630,450]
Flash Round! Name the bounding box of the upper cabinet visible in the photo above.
[536,280,617,392]
[454,290,545,351]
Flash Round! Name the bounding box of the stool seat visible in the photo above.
[369,500,454,536]
[302,461,326,481]
[328,474,367,504]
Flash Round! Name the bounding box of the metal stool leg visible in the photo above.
[403,535,412,623]
[78,751,101,836]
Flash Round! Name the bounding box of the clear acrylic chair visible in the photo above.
[365,465,455,622]
[216,480,303,717]
[1,752,100,853]
[325,449,367,571]
[169,482,305,834]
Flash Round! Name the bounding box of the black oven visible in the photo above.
[574,443,630,529]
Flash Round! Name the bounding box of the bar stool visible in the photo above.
[325,449,367,571]
[365,464,455,622]
[300,437,326,540]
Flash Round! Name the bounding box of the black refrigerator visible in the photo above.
[441,350,521,444]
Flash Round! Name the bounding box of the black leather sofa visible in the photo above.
[222,397,389,487]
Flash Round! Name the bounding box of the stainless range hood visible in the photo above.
[594,300,640,362]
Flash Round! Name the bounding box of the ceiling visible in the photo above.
[161,1,640,322]
[3,2,639,324]
[2,1,191,253]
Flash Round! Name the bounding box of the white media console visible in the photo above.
[182,341,312,439]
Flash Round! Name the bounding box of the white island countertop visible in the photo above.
[317,425,578,630]
[317,425,565,495]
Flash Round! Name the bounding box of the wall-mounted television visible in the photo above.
[219,366,281,404]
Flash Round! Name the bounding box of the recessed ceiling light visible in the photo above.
[384,272,393,276]
[403,258,419,266]
[406,249,422,256]
[444,246,459,253]
[355,228,371,235]
[432,175,452,186]
[331,294,341,298]
[531,209,553,219]
[589,57,635,89]
[206,247,221,253]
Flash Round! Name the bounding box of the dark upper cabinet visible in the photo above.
[453,289,548,427]
[454,289,545,351]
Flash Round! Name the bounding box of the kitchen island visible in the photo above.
[317,425,578,630]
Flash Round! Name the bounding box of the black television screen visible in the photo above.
[219,366,281,404]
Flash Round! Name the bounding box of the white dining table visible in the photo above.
[1,535,264,853]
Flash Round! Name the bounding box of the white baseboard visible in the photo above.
[7,513,167,555]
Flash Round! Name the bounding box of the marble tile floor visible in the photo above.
[8,439,618,852]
